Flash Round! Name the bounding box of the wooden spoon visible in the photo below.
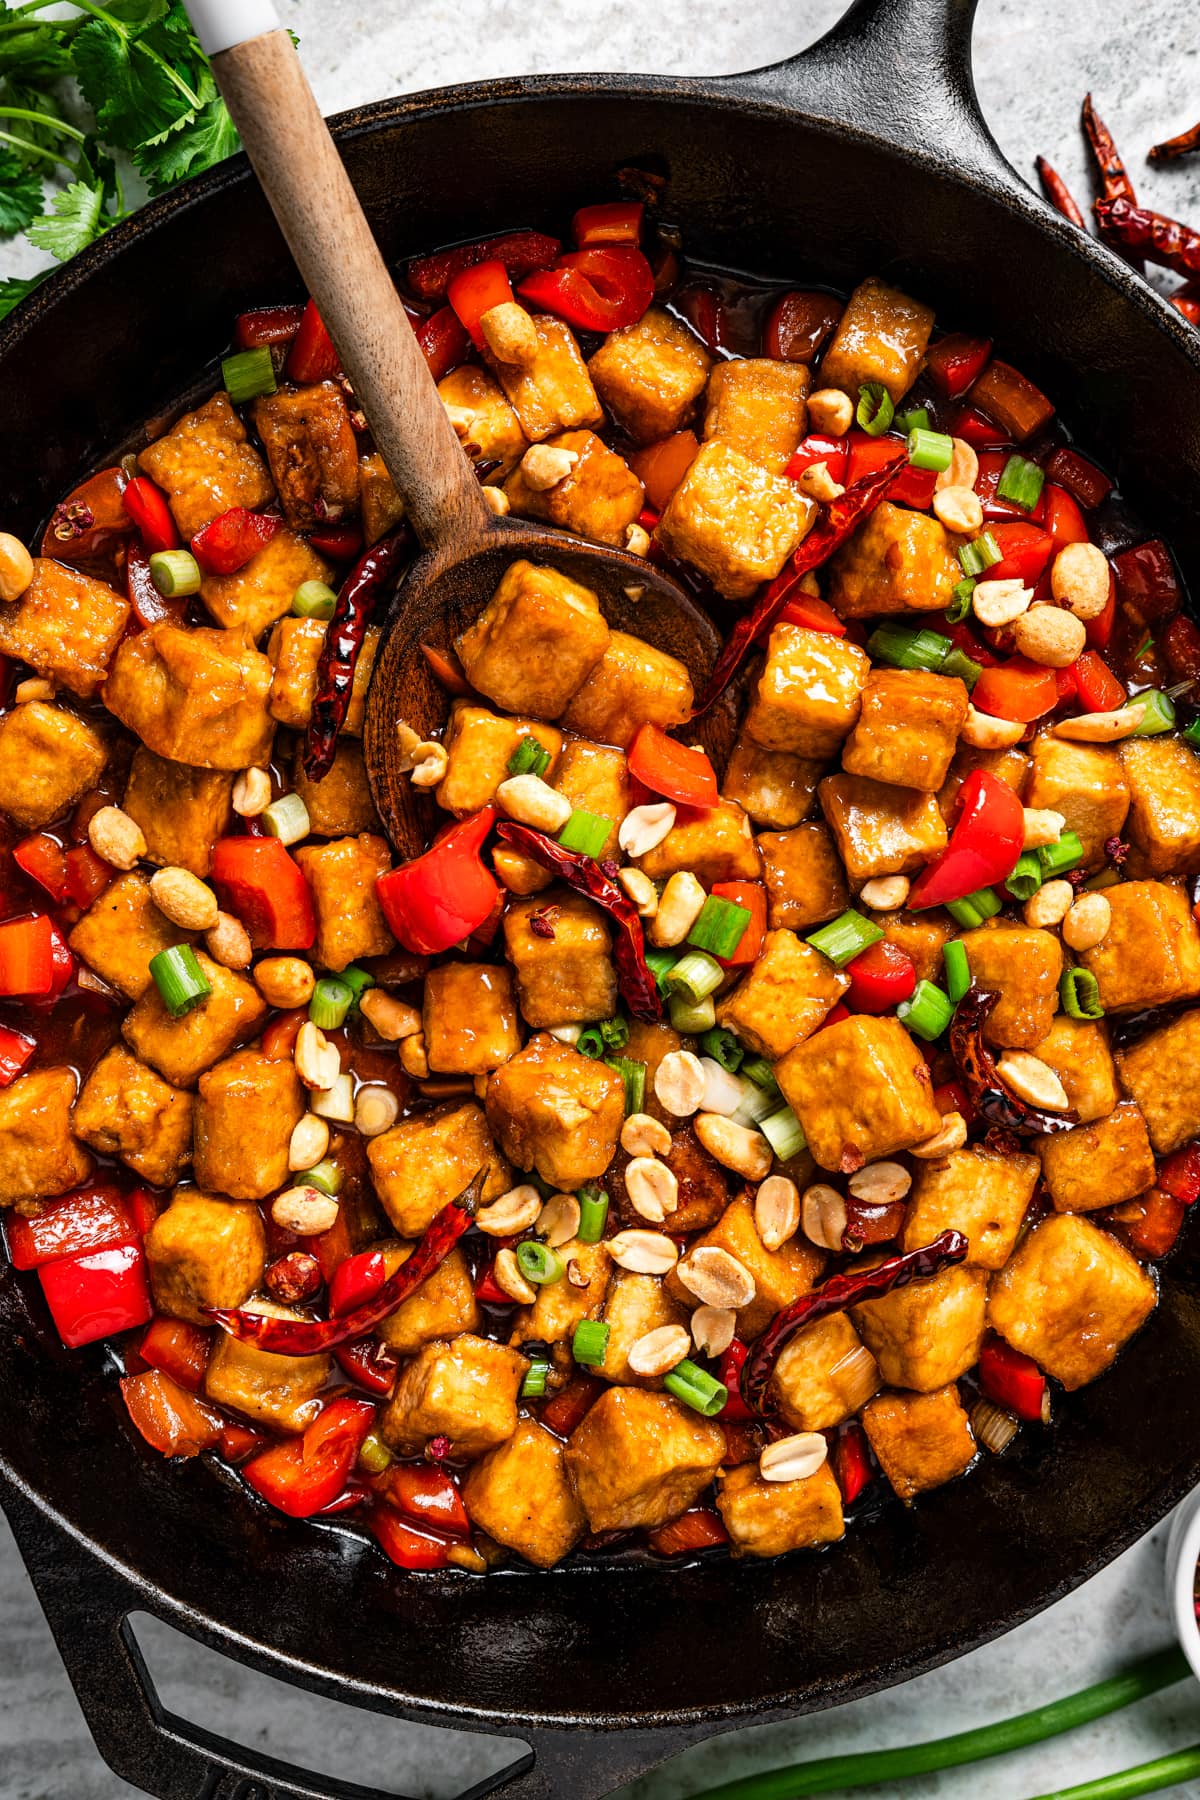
[190,5,734,854]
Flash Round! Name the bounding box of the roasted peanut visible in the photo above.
[911,1111,969,1157]
[934,437,979,493]
[607,1230,679,1275]
[933,485,983,534]
[232,767,272,816]
[88,805,146,872]
[848,1161,911,1205]
[481,485,510,517]
[477,1184,543,1236]
[1024,879,1074,928]
[519,444,578,490]
[409,741,449,788]
[960,706,1026,749]
[621,1112,672,1158]
[806,388,854,436]
[650,871,706,947]
[1062,891,1112,951]
[796,460,844,504]
[0,532,33,603]
[971,578,1032,629]
[399,1031,429,1078]
[272,1187,339,1235]
[288,1113,330,1172]
[760,1432,828,1483]
[204,911,253,969]
[996,1052,1070,1111]
[1054,703,1146,743]
[494,1246,537,1304]
[255,956,316,1010]
[859,875,910,911]
[294,1021,341,1090]
[653,1050,706,1117]
[1051,541,1111,620]
[677,1245,756,1310]
[616,866,659,918]
[618,802,676,858]
[690,1304,736,1358]
[1022,807,1066,850]
[150,867,219,931]
[627,1324,691,1378]
[625,1155,679,1222]
[496,773,573,833]
[480,300,539,368]
[693,1113,773,1180]
[624,522,652,557]
[537,1193,581,1247]
[754,1175,800,1250]
[802,1183,847,1251]
[360,988,422,1041]
[1010,603,1087,668]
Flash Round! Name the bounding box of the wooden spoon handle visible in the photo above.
[205,25,489,550]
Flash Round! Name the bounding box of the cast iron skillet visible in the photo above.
[3,1,1200,1795]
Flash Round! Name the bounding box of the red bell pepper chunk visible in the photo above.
[1110,1189,1186,1260]
[260,1006,308,1063]
[1072,649,1126,714]
[211,836,316,951]
[518,246,655,334]
[1113,539,1181,623]
[572,201,643,248]
[1162,614,1200,684]
[628,431,700,512]
[647,1507,730,1556]
[948,406,1009,450]
[971,360,1054,442]
[122,475,180,554]
[0,914,57,997]
[711,881,766,968]
[40,1239,153,1347]
[407,229,561,302]
[302,1202,355,1286]
[234,303,305,350]
[762,289,844,363]
[974,450,1047,524]
[412,304,471,383]
[628,723,718,809]
[219,1422,266,1464]
[13,833,68,902]
[121,1368,222,1459]
[818,1001,852,1032]
[971,656,1060,723]
[374,1461,470,1536]
[717,1338,752,1422]
[139,1315,211,1392]
[329,1248,389,1317]
[925,332,992,398]
[1158,1144,1200,1205]
[126,1187,162,1238]
[191,507,280,577]
[1042,483,1089,550]
[43,915,74,1002]
[844,940,917,1014]
[474,1258,512,1305]
[286,297,340,383]
[375,809,500,957]
[833,1422,875,1504]
[41,464,133,565]
[0,1024,35,1090]
[845,431,935,508]
[908,769,1025,910]
[447,258,516,349]
[307,522,364,561]
[332,1336,398,1396]
[1043,446,1113,510]
[4,1182,135,1270]
[1085,571,1117,650]
[978,1334,1050,1422]
[539,1373,602,1438]
[370,1506,453,1570]
[243,1395,377,1518]
[758,592,847,639]
[785,433,850,486]
[125,536,183,626]
[983,521,1055,586]
[64,843,113,909]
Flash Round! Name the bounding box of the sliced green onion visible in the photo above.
[687,895,751,959]
[1134,634,1154,660]
[943,939,970,1005]
[311,1073,354,1123]
[897,979,954,1041]
[576,1185,609,1243]
[221,345,277,404]
[996,453,1045,512]
[896,406,930,435]
[867,621,952,675]
[516,1241,564,1286]
[945,887,1002,929]
[339,965,375,1012]
[740,1055,782,1100]
[291,580,337,620]
[298,1158,342,1195]
[357,1431,393,1475]
[1131,688,1176,735]
[558,809,611,858]
[308,976,353,1030]
[945,577,976,625]
[669,992,716,1033]
[149,944,210,1019]
[507,735,551,778]
[1037,830,1083,878]
[732,1079,777,1129]
[149,549,202,597]
[644,946,681,996]
[666,949,725,1005]
[1005,851,1044,902]
[907,427,954,472]
[806,909,884,968]
[598,1015,629,1051]
[941,646,982,689]
[856,381,894,436]
[572,1319,610,1367]
[606,1055,646,1115]
[521,1360,551,1398]
[262,791,311,846]
[575,1025,605,1059]
[958,531,1002,577]
[1061,966,1104,1021]
[699,1027,744,1072]
[663,1358,728,1417]
[1183,719,1200,750]
[759,1103,806,1160]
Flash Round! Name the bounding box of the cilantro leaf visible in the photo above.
[72,16,195,150]
[135,95,239,194]
[0,26,75,83]
[104,0,170,24]
[26,178,103,261]
[0,149,43,238]
[0,268,51,323]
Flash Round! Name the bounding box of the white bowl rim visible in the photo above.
[1165,1490,1200,1680]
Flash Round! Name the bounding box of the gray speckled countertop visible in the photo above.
[4,2,1200,1796]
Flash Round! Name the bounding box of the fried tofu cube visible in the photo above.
[122,951,267,1088]
[463,1417,586,1567]
[458,560,610,720]
[423,962,522,1074]
[1039,1100,1155,1214]
[104,623,275,770]
[1078,879,1200,1013]
[193,1047,304,1201]
[559,631,693,748]
[436,703,562,816]
[745,623,870,758]
[771,1311,881,1431]
[819,276,935,403]
[374,1241,480,1355]
[656,441,815,602]
[759,821,850,931]
[716,928,849,1060]
[1116,1008,1200,1154]
[717,1458,844,1557]
[1024,736,1129,867]
[721,733,821,830]
[549,738,629,860]
[252,382,360,530]
[358,450,405,546]
[637,800,762,887]
[607,1119,730,1237]
[904,1144,1039,1269]
[703,358,809,475]
[199,528,333,639]
[776,1015,941,1173]
[564,1387,725,1532]
[486,1033,625,1191]
[513,1239,611,1347]
[842,669,969,792]
[1031,1015,1118,1125]
[587,306,712,444]
[139,392,273,538]
[954,926,1063,1049]
[367,1100,512,1236]
[868,909,953,983]
[852,1262,988,1390]
[938,744,1030,823]
[293,834,394,971]
[861,1385,976,1502]
[145,1189,265,1327]
[827,502,960,617]
[0,1068,89,1204]
[505,428,644,547]
[503,889,617,1027]
[1120,736,1200,877]
[665,1193,823,1340]
[0,559,130,698]
[381,1334,528,1459]
[598,1269,691,1386]
[122,748,233,879]
[69,871,193,1001]
[73,1046,193,1188]
[439,365,527,476]
[291,740,378,838]
[819,773,948,884]
[490,314,603,441]
[267,618,379,735]
[988,1212,1157,1389]
[205,1299,330,1432]
[0,702,106,831]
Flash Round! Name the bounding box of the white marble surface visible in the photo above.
[5,1,1200,1796]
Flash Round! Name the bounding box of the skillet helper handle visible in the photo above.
[187,0,491,551]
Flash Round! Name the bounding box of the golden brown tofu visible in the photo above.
[759,821,851,931]
[721,733,821,830]
[1116,1008,1200,1154]
[463,1417,587,1567]
[777,1015,941,1173]
[954,925,1062,1049]
[252,382,359,530]
[1078,879,1200,1013]
[293,834,394,972]
[1039,1100,1155,1214]
[199,529,333,639]
[69,871,193,1001]
[490,314,603,441]
[358,450,405,546]
[145,1189,265,1327]
[122,952,267,1088]
[205,1300,330,1431]
[717,1458,845,1558]
[611,1120,730,1237]
[745,623,870,758]
[861,1385,976,1502]
[819,276,935,403]
[486,1033,625,1190]
[558,631,693,749]
[549,739,629,860]
[1031,1015,1118,1125]
[122,748,233,879]
[819,773,948,884]
[988,1212,1157,1390]
[703,358,809,475]
[1120,736,1200,877]
[0,702,106,831]
[938,743,1030,823]
[868,909,953,983]
[665,1193,824,1340]
[637,801,762,887]
[598,1270,691,1386]
[192,1048,303,1201]
[853,1262,988,1391]
[504,428,644,547]
[716,929,849,1059]
[827,502,960,617]
[72,1045,193,1188]
[367,1100,511,1236]
[436,703,562,817]
[904,1144,1039,1270]
[374,1242,480,1355]
[458,560,610,721]
[138,392,273,538]
[0,1068,89,1204]
[438,365,527,476]
[380,1334,528,1459]
[104,623,275,770]
[503,889,617,1027]
[771,1311,881,1431]
[564,1387,725,1532]
[291,739,379,838]
[588,306,712,444]
[267,618,379,735]
[656,441,815,602]
[842,669,969,792]
[0,559,130,698]
[423,962,522,1074]
[1024,736,1129,867]
[625,1020,684,1127]
[512,1239,611,1347]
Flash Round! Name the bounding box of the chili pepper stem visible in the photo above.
[1148,120,1200,163]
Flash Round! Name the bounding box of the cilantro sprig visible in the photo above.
[0,0,242,321]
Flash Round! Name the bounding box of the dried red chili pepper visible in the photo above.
[833,1422,875,1504]
[303,525,415,780]
[978,1334,1050,1422]
[406,229,561,302]
[1035,157,1087,230]
[494,822,661,1022]
[1149,120,1200,162]
[1083,95,1137,204]
[1043,446,1113,510]
[1094,196,1200,280]
[950,986,1079,1136]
